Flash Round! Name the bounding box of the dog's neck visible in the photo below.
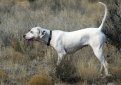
[41,29,52,46]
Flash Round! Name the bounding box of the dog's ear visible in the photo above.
[38,28,40,34]
[41,30,47,38]
[42,30,46,35]
[37,28,47,38]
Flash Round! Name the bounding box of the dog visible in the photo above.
[23,2,110,76]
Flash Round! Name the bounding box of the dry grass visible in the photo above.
[56,81,89,85]
[0,0,121,85]
[76,58,99,80]
[27,74,54,85]
[0,70,8,80]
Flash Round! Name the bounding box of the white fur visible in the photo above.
[24,2,110,76]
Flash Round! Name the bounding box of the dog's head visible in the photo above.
[23,27,47,41]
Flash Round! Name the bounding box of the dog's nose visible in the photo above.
[23,35,26,38]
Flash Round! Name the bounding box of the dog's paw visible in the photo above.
[106,73,112,77]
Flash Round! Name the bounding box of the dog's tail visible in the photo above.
[98,2,107,30]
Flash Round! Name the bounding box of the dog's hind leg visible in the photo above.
[90,44,110,76]
[100,63,103,73]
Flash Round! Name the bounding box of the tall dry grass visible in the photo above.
[0,0,121,85]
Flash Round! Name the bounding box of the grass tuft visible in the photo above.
[76,58,99,80]
[0,70,8,80]
[27,74,54,85]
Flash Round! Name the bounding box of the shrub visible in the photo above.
[27,74,54,85]
[0,70,8,80]
[76,58,99,80]
[110,66,121,79]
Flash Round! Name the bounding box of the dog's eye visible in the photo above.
[30,31,33,34]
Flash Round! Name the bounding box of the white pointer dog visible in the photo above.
[24,2,110,76]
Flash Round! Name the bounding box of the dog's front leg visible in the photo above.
[54,41,67,66]
[56,47,66,66]
[56,53,65,66]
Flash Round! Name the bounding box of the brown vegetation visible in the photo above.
[0,70,8,79]
[27,74,54,85]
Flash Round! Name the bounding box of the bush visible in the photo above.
[0,70,8,80]
[102,0,121,49]
[27,74,54,85]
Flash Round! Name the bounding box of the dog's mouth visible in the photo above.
[25,38,34,41]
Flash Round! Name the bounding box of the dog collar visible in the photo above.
[47,30,52,46]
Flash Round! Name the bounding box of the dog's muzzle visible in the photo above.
[23,34,34,41]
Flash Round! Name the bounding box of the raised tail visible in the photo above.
[98,2,108,30]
